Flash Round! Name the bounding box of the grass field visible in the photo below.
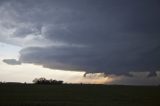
[0,84,160,106]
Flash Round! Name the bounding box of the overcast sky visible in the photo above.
[0,0,160,85]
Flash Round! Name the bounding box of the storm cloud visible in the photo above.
[1,0,160,76]
[3,59,21,65]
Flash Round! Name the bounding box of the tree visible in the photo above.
[33,77,63,85]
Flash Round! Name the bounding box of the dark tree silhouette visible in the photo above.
[33,77,63,85]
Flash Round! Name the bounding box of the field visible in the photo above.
[0,84,160,106]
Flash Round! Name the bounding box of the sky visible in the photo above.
[0,0,160,85]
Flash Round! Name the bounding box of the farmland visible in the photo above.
[0,84,160,106]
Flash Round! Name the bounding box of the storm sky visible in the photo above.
[0,0,160,85]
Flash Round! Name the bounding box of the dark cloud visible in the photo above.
[19,40,160,76]
[1,0,160,76]
[3,59,21,65]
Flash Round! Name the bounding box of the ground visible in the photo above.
[0,84,160,106]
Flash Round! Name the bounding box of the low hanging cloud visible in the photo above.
[1,0,160,77]
[3,59,21,65]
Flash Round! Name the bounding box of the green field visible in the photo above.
[0,84,160,106]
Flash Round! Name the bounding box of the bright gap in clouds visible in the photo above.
[0,42,21,59]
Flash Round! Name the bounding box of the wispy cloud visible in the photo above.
[3,59,21,65]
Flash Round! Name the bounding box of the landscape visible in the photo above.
[0,82,160,106]
[0,0,160,106]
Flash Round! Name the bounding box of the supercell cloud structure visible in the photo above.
[1,0,160,76]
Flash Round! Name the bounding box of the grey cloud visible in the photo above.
[13,25,41,38]
[82,72,160,85]
[3,59,21,65]
[0,0,160,76]
[19,43,160,76]
[109,72,160,85]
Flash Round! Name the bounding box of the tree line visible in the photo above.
[33,77,63,85]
